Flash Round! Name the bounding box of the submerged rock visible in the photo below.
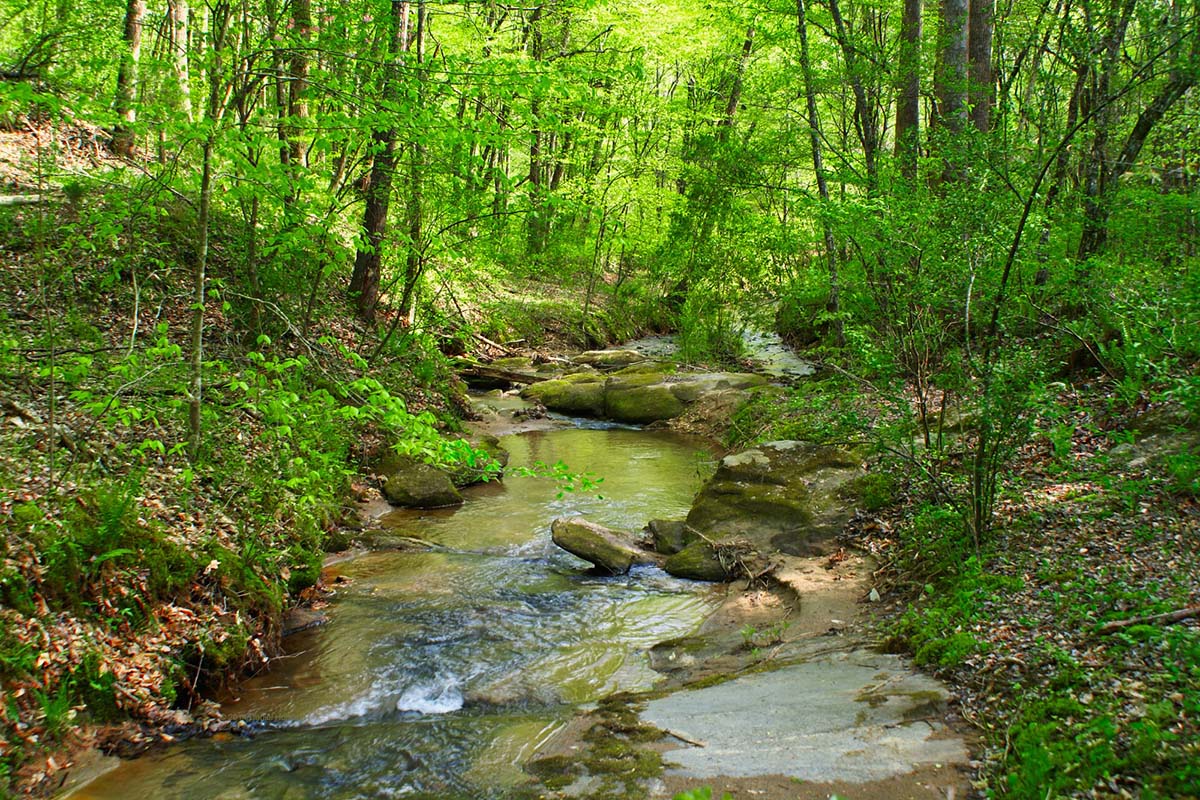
[550,517,650,574]
[382,457,464,509]
[685,440,863,556]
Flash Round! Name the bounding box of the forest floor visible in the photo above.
[828,382,1200,797]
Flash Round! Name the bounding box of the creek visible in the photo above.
[67,424,722,800]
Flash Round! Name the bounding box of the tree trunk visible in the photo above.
[717,27,755,143]
[168,0,193,121]
[826,0,878,192]
[187,6,228,461]
[287,0,312,167]
[1079,70,1195,260]
[399,0,426,324]
[526,4,548,255]
[895,0,921,179]
[112,0,145,157]
[796,0,843,346]
[968,0,994,132]
[934,0,969,135]
[350,0,409,322]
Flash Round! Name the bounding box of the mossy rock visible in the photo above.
[684,441,864,555]
[551,517,647,574]
[382,457,464,508]
[663,541,732,582]
[521,374,606,416]
[605,383,685,423]
[668,373,769,404]
[837,472,901,511]
[612,361,675,376]
[572,349,645,369]
[645,519,693,555]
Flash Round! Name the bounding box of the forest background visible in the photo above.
[0,0,1197,795]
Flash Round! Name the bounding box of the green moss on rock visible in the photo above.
[605,383,685,423]
[663,541,731,582]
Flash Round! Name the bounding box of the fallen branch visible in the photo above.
[663,728,706,748]
[0,195,46,206]
[1095,605,1200,635]
[453,358,543,386]
[471,331,519,357]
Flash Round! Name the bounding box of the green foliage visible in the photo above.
[75,651,119,722]
[672,789,732,800]
[892,557,1024,668]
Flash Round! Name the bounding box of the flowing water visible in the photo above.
[69,426,720,800]
[622,330,815,380]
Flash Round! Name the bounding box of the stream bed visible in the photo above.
[68,426,722,800]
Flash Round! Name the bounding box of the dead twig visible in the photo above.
[1094,605,1200,635]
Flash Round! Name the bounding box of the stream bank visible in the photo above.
[60,340,975,800]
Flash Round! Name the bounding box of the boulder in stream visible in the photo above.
[550,517,651,574]
[521,372,606,417]
[521,369,768,425]
[571,349,646,369]
[382,457,464,509]
[685,440,863,556]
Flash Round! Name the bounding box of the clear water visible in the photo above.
[69,427,719,800]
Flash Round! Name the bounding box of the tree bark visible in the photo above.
[350,0,410,322]
[187,6,229,461]
[112,0,145,157]
[399,0,426,324]
[1078,70,1195,259]
[286,0,312,167]
[168,0,193,121]
[797,0,843,346]
[968,0,994,132]
[826,0,878,192]
[895,0,922,179]
[526,4,549,255]
[935,0,969,135]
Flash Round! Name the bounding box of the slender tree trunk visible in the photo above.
[717,27,755,143]
[188,7,228,462]
[168,0,193,121]
[797,0,842,346]
[968,0,995,132]
[826,0,878,192]
[1076,0,1139,260]
[399,0,426,324]
[112,0,145,157]
[526,5,548,255]
[1079,71,1195,259]
[350,0,409,322]
[895,0,922,179]
[287,0,312,167]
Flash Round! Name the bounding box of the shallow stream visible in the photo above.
[69,426,720,800]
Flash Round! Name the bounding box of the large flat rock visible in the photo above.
[640,650,969,784]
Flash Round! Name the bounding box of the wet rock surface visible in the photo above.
[550,516,652,574]
[642,651,969,784]
[381,457,465,508]
[520,370,767,424]
[685,440,863,556]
